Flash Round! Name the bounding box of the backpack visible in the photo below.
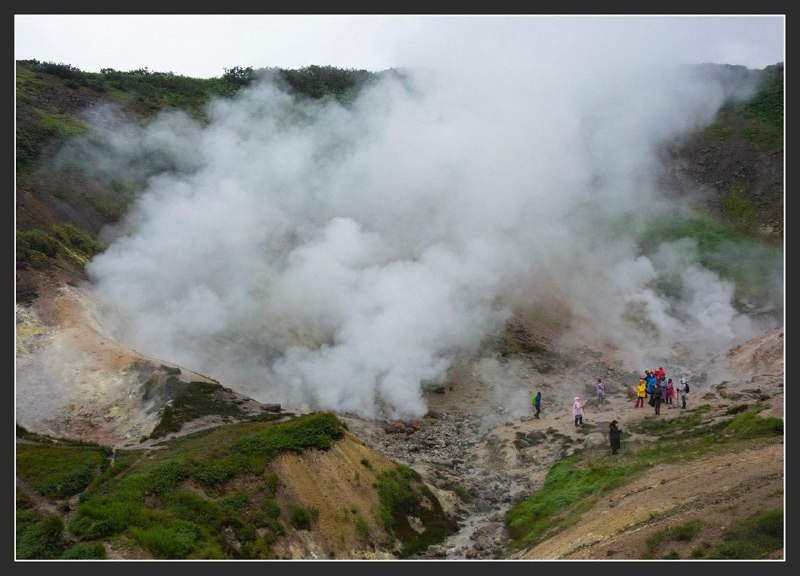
[684,382,690,393]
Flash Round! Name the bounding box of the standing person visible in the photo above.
[635,377,646,408]
[665,378,675,407]
[532,391,542,418]
[646,371,657,397]
[573,396,584,426]
[609,420,622,454]
[657,366,666,384]
[653,381,663,415]
[678,378,689,409]
[595,378,605,404]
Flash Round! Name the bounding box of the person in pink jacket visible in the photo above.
[573,396,584,426]
[665,378,675,407]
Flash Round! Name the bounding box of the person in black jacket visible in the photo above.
[609,420,622,455]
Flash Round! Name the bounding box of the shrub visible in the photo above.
[131,521,200,559]
[61,542,107,559]
[17,514,65,559]
[262,472,279,496]
[290,505,312,530]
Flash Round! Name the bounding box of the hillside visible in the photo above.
[15,60,784,560]
[17,415,455,559]
[663,63,784,241]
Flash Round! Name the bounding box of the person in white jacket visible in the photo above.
[678,378,689,409]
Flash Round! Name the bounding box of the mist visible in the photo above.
[59,37,781,420]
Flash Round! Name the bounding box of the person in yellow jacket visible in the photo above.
[634,378,646,408]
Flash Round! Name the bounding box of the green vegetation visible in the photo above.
[701,509,783,559]
[377,464,456,557]
[636,208,783,307]
[63,413,342,558]
[262,472,279,496]
[61,542,107,559]
[702,66,783,154]
[722,183,758,233]
[148,379,248,439]
[16,513,66,559]
[15,59,387,283]
[744,70,783,128]
[290,505,318,530]
[17,223,105,270]
[629,406,781,444]
[17,442,110,498]
[644,520,702,558]
[18,60,241,119]
[278,65,374,103]
[16,107,88,171]
[506,408,783,552]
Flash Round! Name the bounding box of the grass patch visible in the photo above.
[290,505,317,530]
[722,183,758,233]
[17,442,110,499]
[743,71,783,128]
[61,542,107,559]
[148,380,247,439]
[701,509,783,559]
[628,405,711,437]
[67,413,343,558]
[506,409,783,552]
[223,492,250,513]
[262,472,279,496]
[16,222,104,271]
[17,514,65,559]
[262,498,281,520]
[506,453,636,549]
[644,520,701,558]
[130,520,201,559]
[354,515,370,540]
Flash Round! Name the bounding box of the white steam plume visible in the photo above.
[63,31,779,419]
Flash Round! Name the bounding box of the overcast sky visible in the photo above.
[15,14,784,77]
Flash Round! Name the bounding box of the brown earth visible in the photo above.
[267,431,397,559]
[515,443,783,560]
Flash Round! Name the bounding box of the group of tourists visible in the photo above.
[634,367,690,413]
[530,367,691,456]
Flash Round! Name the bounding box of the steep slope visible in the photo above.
[663,63,783,240]
[16,415,456,560]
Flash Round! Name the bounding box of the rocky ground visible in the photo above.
[342,328,784,559]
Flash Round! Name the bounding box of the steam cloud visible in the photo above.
[60,32,781,419]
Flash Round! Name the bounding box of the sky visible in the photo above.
[15,13,785,425]
[14,15,785,77]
